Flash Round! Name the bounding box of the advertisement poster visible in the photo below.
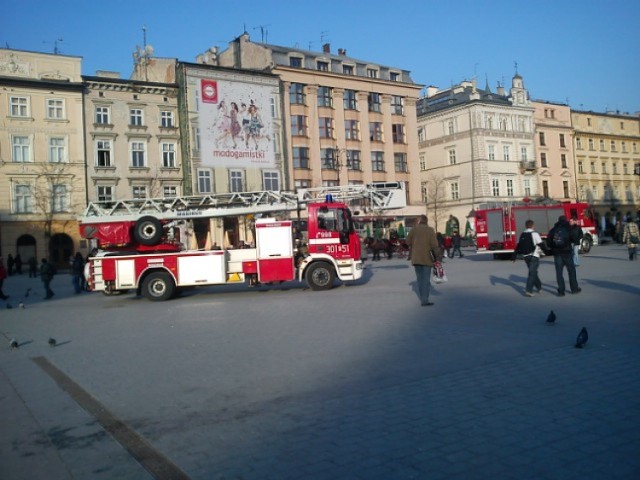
[198,77,275,168]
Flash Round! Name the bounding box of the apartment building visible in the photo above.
[82,72,182,204]
[416,75,535,234]
[207,33,424,229]
[572,110,640,229]
[532,100,575,201]
[0,49,86,267]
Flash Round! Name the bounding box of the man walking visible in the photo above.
[513,220,545,297]
[622,219,640,260]
[547,216,580,296]
[40,258,56,299]
[407,215,442,306]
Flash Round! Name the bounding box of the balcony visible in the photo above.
[520,161,537,171]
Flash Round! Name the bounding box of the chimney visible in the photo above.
[338,48,346,56]
[426,86,439,98]
[322,43,330,54]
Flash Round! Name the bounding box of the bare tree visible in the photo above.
[424,174,448,232]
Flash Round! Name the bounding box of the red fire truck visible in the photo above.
[79,185,406,301]
[474,201,598,258]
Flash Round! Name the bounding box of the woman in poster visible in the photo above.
[215,100,231,147]
[229,102,242,148]
[248,104,265,150]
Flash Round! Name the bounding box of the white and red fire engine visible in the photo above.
[79,184,405,301]
[474,201,598,257]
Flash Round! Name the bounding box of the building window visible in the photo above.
[12,136,31,162]
[10,96,30,117]
[394,153,408,173]
[451,182,459,200]
[599,139,605,151]
[345,120,360,140]
[269,97,278,118]
[47,99,64,119]
[576,138,582,149]
[503,145,510,161]
[197,169,212,193]
[289,57,302,68]
[633,142,638,153]
[420,155,426,171]
[263,171,279,190]
[368,92,381,113]
[559,133,566,148]
[543,180,549,198]
[14,184,33,213]
[621,141,627,153]
[540,153,547,168]
[193,127,201,151]
[579,185,585,201]
[316,60,329,71]
[371,151,385,172]
[49,137,66,163]
[317,86,332,107]
[588,138,594,150]
[578,161,584,174]
[343,90,358,110]
[592,185,598,199]
[392,124,405,143]
[369,122,383,142]
[96,106,110,124]
[132,186,147,199]
[539,132,546,146]
[229,170,244,192]
[96,140,112,167]
[506,179,514,197]
[418,127,426,142]
[97,186,113,202]
[391,95,404,115]
[294,179,310,190]
[161,111,174,128]
[520,147,528,161]
[289,83,305,105]
[291,115,307,136]
[601,162,607,174]
[447,120,455,135]
[492,178,500,196]
[342,65,354,75]
[161,143,176,168]
[590,162,596,173]
[348,150,361,170]
[561,181,569,199]
[523,178,531,197]
[130,108,143,126]
[319,117,334,139]
[163,186,177,197]
[292,147,310,168]
[612,163,618,175]
[488,144,496,160]
[131,141,146,167]
[52,184,69,212]
[367,68,378,78]
[623,163,628,175]
[610,140,616,152]
[448,149,456,165]
[561,154,567,169]
[321,149,335,170]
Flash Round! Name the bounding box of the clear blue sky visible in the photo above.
[2,0,639,114]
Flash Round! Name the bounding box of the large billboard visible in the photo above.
[197,77,275,168]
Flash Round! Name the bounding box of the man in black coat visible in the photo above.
[547,216,580,296]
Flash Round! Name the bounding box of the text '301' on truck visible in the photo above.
[474,201,598,259]
[78,184,406,301]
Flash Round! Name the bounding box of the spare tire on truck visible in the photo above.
[133,216,163,245]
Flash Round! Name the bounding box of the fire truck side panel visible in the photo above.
[177,253,226,285]
[255,219,295,283]
[258,258,295,283]
[115,260,136,289]
[486,210,504,246]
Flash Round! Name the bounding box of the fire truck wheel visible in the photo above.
[133,216,164,246]
[142,271,176,301]
[305,262,335,291]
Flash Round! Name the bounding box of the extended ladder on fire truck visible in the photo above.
[79,183,406,224]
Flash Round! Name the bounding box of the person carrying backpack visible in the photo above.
[512,219,545,297]
[547,215,580,296]
[622,219,640,261]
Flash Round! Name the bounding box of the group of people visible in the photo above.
[214,100,267,150]
[0,252,88,302]
[437,232,464,259]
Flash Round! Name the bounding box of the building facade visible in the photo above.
[416,75,536,234]
[0,49,86,267]
[532,100,576,202]
[209,33,425,231]
[572,110,640,231]
[82,72,182,204]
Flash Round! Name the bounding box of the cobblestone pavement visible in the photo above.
[1,244,639,479]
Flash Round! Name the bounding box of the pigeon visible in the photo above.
[18,302,25,309]
[48,338,57,347]
[575,327,589,349]
[546,310,556,324]
[10,338,19,349]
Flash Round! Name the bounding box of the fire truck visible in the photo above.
[78,184,406,301]
[474,201,598,258]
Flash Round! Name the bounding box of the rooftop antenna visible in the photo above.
[43,38,63,54]
[133,25,154,81]
[514,60,519,74]
[253,25,270,43]
[320,31,329,45]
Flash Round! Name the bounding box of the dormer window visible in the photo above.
[317,61,329,71]
[390,72,400,82]
[367,68,378,79]
[343,64,354,75]
[289,57,303,68]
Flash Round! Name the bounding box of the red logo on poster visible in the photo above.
[201,80,218,103]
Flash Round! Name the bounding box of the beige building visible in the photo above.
[82,72,182,204]
[416,75,535,234]
[206,33,424,230]
[532,100,576,201]
[572,110,640,230]
[0,49,86,268]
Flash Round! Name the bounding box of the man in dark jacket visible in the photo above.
[547,216,580,296]
[569,216,584,266]
[407,215,442,306]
